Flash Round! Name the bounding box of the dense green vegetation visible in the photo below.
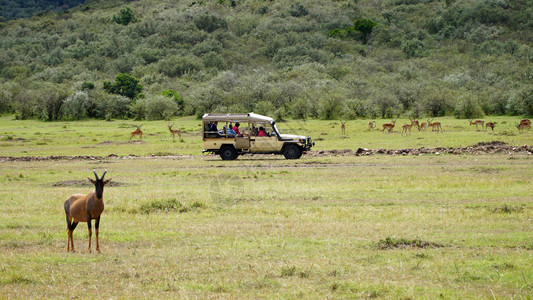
[0,0,532,121]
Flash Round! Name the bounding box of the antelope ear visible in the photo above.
[103,179,112,185]
[88,177,96,184]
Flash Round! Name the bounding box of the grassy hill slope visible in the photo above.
[0,0,532,121]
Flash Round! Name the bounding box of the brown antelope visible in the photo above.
[419,121,427,131]
[427,119,442,132]
[469,119,484,130]
[130,125,143,141]
[517,119,531,132]
[64,170,110,253]
[520,119,531,127]
[382,119,396,133]
[340,121,346,134]
[485,122,495,131]
[368,121,376,130]
[410,118,420,131]
[401,123,413,135]
[168,124,181,140]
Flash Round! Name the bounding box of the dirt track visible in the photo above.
[0,141,531,162]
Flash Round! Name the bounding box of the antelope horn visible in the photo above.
[93,169,99,180]
[101,169,107,180]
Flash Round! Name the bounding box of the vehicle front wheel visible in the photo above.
[283,144,302,159]
[220,146,238,160]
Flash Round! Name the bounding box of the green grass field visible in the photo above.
[0,115,531,157]
[0,116,532,298]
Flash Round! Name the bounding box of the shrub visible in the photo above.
[14,91,37,120]
[81,82,95,90]
[112,7,136,26]
[61,91,90,120]
[289,3,309,17]
[145,95,178,120]
[402,39,425,58]
[202,52,228,70]
[103,73,143,100]
[194,13,228,33]
[158,55,203,77]
[520,88,533,116]
[454,95,483,119]
[254,101,276,116]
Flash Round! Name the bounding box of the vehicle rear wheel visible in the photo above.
[283,144,302,159]
[220,146,238,160]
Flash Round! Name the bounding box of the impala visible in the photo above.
[401,122,413,135]
[382,120,396,133]
[368,121,376,130]
[419,121,427,131]
[410,118,420,131]
[168,124,181,140]
[427,119,442,132]
[485,122,495,131]
[130,125,143,141]
[469,119,484,130]
[517,119,531,132]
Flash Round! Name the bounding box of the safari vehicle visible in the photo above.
[202,113,314,160]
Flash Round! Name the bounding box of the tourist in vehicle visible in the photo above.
[227,124,236,137]
[258,126,266,136]
[233,122,241,135]
[208,122,218,132]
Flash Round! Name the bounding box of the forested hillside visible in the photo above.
[0,0,532,121]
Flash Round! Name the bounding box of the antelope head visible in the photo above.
[88,170,111,199]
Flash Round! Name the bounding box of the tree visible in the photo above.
[103,73,143,100]
[112,7,136,26]
[352,19,377,44]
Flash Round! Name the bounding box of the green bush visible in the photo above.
[61,91,89,120]
[145,95,178,121]
[454,95,483,119]
[112,7,136,26]
[103,73,143,100]
[158,55,204,77]
[194,13,228,33]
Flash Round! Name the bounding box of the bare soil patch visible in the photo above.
[309,141,532,157]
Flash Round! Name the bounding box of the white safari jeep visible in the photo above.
[202,113,314,160]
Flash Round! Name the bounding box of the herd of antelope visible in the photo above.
[129,124,182,141]
[360,118,531,134]
[365,118,442,135]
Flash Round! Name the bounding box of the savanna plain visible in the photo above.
[0,116,532,298]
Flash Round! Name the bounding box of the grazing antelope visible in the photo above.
[168,124,181,140]
[401,123,413,135]
[517,119,531,132]
[427,119,442,132]
[340,121,346,134]
[469,119,484,130]
[419,121,427,131]
[368,121,376,130]
[520,119,531,127]
[130,125,143,141]
[410,118,420,131]
[485,122,495,131]
[64,170,111,253]
[382,119,396,133]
